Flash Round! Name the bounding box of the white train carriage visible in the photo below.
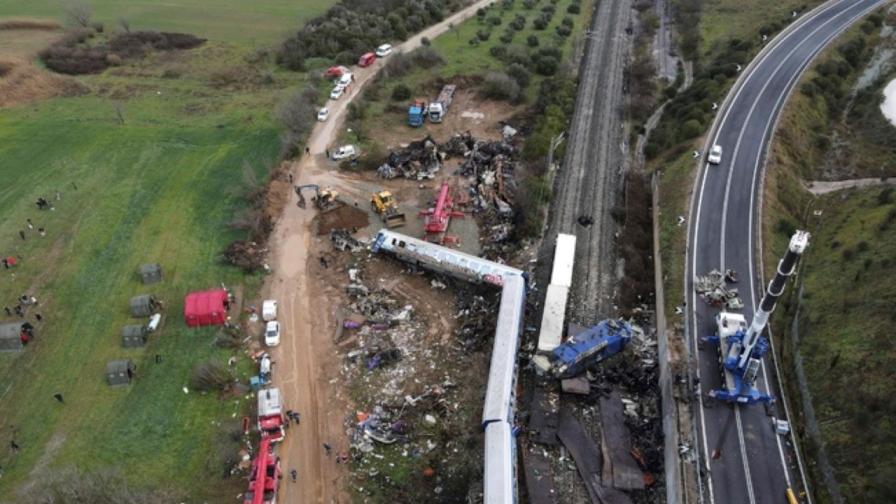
[484,421,518,504]
[371,229,527,504]
[372,229,523,286]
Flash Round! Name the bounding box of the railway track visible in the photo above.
[545,0,632,321]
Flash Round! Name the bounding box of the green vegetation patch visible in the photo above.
[0,38,289,500]
[790,187,896,502]
[0,0,336,45]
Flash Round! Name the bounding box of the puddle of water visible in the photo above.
[881,78,896,126]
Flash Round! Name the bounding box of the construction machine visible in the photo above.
[702,230,810,405]
[371,191,407,228]
[295,184,342,212]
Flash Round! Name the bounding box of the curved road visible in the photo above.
[684,1,886,503]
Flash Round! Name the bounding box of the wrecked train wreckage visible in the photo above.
[372,229,526,504]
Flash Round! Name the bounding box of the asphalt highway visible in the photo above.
[684,1,886,503]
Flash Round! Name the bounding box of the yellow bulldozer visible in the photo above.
[371,191,406,228]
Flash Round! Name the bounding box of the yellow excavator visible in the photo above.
[371,190,406,228]
[295,184,342,212]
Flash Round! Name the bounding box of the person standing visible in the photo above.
[53,393,64,404]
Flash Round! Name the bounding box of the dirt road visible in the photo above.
[266,2,495,503]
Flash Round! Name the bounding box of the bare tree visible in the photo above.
[62,0,92,28]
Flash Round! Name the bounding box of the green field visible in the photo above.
[0,0,337,499]
[700,0,825,59]
[0,0,333,45]
[791,187,896,502]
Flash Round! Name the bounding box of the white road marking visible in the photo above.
[685,1,858,502]
[744,2,887,500]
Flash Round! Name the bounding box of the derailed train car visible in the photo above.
[372,229,526,503]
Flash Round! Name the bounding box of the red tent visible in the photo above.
[184,289,229,327]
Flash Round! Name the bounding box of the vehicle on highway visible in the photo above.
[707,144,723,165]
[264,321,281,347]
[375,44,393,57]
[317,107,330,122]
[329,87,344,100]
[331,145,357,161]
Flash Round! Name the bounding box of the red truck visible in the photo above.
[358,52,376,67]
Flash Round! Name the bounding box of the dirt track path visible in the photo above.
[267,2,495,503]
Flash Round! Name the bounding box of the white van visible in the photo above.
[262,299,277,321]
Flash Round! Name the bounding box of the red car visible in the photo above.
[358,52,376,67]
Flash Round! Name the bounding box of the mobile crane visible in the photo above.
[419,181,464,243]
[702,230,810,404]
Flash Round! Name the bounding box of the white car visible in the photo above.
[317,107,330,122]
[264,321,281,347]
[707,144,723,165]
[329,86,344,100]
[331,145,357,161]
[262,299,278,321]
[375,44,393,57]
[337,73,352,87]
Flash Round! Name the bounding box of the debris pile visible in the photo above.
[330,229,363,252]
[377,136,444,180]
[453,288,498,350]
[222,240,268,272]
[694,269,743,310]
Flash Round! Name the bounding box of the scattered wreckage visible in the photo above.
[694,268,743,310]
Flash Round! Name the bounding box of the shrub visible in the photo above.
[533,16,549,30]
[841,248,855,261]
[775,218,796,237]
[507,62,531,88]
[527,34,539,47]
[190,360,234,392]
[482,71,521,101]
[877,187,893,206]
[567,3,580,14]
[510,15,526,31]
[523,0,537,9]
[476,29,492,41]
[499,32,514,44]
[490,45,508,58]
[555,24,571,37]
[392,83,412,101]
[421,36,431,46]
[488,16,502,26]
[561,16,574,27]
[680,119,703,139]
[856,240,870,252]
[541,4,556,14]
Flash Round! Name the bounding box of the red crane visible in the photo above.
[244,436,282,504]
[419,181,464,243]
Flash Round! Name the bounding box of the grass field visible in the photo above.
[790,187,896,502]
[700,0,825,59]
[0,1,338,499]
[0,81,282,503]
[0,0,333,45]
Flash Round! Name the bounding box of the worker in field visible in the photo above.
[53,393,64,404]
[290,469,297,482]
[323,442,332,456]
